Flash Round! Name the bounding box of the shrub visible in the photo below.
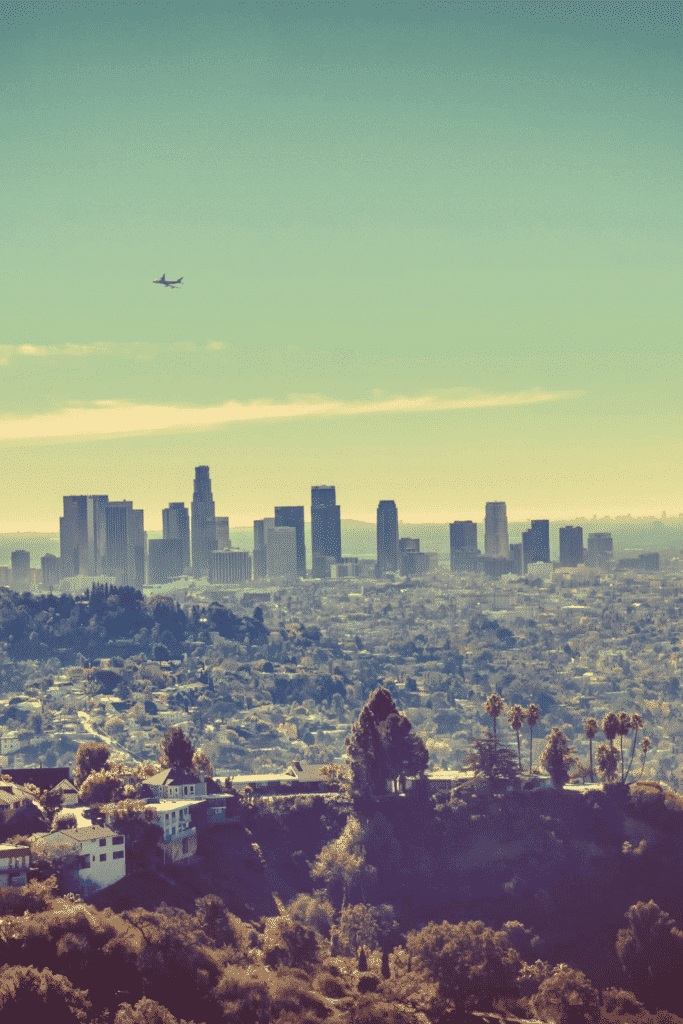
[314,972,347,998]
[601,987,645,1015]
[357,973,380,994]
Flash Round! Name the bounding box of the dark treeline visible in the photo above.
[0,585,268,664]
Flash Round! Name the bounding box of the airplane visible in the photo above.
[153,274,183,288]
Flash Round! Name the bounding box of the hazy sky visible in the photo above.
[2,0,681,530]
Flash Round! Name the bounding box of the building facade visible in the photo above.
[60,495,89,578]
[274,506,306,577]
[191,466,217,579]
[148,538,184,585]
[484,502,510,559]
[252,518,274,580]
[449,521,478,571]
[105,501,137,587]
[522,519,550,565]
[214,516,231,551]
[162,502,191,575]
[265,526,298,580]
[0,843,30,887]
[211,549,252,584]
[41,553,61,590]
[38,825,126,892]
[559,525,584,567]
[376,500,399,575]
[10,550,30,590]
[311,485,341,578]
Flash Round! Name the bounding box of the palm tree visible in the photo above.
[584,717,599,782]
[525,704,541,773]
[602,712,619,750]
[485,693,505,749]
[638,737,652,780]
[507,704,526,771]
[625,713,644,782]
[617,712,631,783]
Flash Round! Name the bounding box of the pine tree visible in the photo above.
[158,727,194,772]
[539,727,577,789]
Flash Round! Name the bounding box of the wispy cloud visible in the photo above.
[0,390,582,443]
[0,343,109,364]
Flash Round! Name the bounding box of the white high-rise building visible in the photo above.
[484,502,510,559]
[265,525,297,580]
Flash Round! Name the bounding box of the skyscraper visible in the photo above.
[214,516,231,551]
[105,501,136,586]
[266,525,298,579]
[191,466,217,579]
[60,495,88,577]
[41,553,61,590]
[274,506,306,577]
[253,518,275,579]
[132,507,146,587]
[522,519,550,565]
[148,539,183,584]
[11,550,30,591]
[559,526,583,568]
[586,532,613,569]
[449,520,478,571]
[484,502,510,559]
[211,549,252,584]
[85,495,109,576]
[311,485,341,578]
[162,502,191,574]
[376,500,399,575]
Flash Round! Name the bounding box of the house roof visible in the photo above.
[0,768,71,789]
[285,761,329,782]
[145,768,204,787]
[50,778,79,793]
[57,825,121,841]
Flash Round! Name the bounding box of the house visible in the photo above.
[37,825,126,892]
[143,768,208,801]
[0,733,25,757]
[2,767,71,790]
[284,761,330,791]
[227,773,294,794]
[188,794,240,830]
[48,778,80,807]
[0,783,34,824]
[0,842,30,887]
[144,799,197,863]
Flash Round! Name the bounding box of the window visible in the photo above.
[112,836,124,846]
[99,838,107,847]
[171,811,176,819]
[172,827,175,836]
[78,855,90,870]
[179,809,184,818]
[184,787,188,795]
[165,813,169,820]
[182,838,189,855]
[100,853,107,862]
[113,851,124,860]
[190,786,194,793]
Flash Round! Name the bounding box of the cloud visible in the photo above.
[0,389,582,443]
[0,343,109,361]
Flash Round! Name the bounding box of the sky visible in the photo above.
[1,0,681,531]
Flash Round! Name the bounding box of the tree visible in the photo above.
[616,712,631,783]
[463,732,520,793]
[625,713,644,780]
[51,811,78,832]
[99,799,164,869]
[539,728,577,789]
[602,712,619,752]
[507,704,526,771]
[530,963,601,1024]
[596,743,619,784]
[0,965,92,1023]
[346,687,428,799]
[485,693,505,748]
[114,999,195,1024]
[583,718,599,782]
[191,747,212,777]
[74,741,110,788]
[638,736,652,779]
[193,894,240,948]
[377,713,429,793]
[526,704,541,772]
[158,727,194,772]
[615,900,683,1008]
[405,918,521,1011]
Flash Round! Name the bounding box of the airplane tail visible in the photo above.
[177,277,183,283]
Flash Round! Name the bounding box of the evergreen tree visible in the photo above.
[539,727,577,789]
[463,732,520,793]
[74,741,110,788]
[158,727,194,772]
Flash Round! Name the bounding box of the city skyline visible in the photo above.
[2,1,681,530]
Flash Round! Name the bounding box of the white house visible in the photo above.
[144,799,197,863]
[0,733,25,756]
[38,825,126,891]
[143,768,207,801]
[0,842,30,887]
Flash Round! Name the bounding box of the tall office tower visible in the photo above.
[484,502,510,559]
[162,502,191,575]
[509,542,524,575]
[214,516,231,551]
[274,506,306,577]
[84,495,109,576]
[266,526,298,580]
[253,517,275,579]
[376,500,399,576]
[449,520,478,571]
[11,550,30,590]
[148,539,183,584]
[586,532,613,569]
[559,525,584,567]
[60,495,89,577]
[311,485,342,578]
[191,466,217,579]
[105,501,136,586]
[132,508,146,587]
[522,519,550,566]
[212,549,252,584]
[41,553,61,590]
